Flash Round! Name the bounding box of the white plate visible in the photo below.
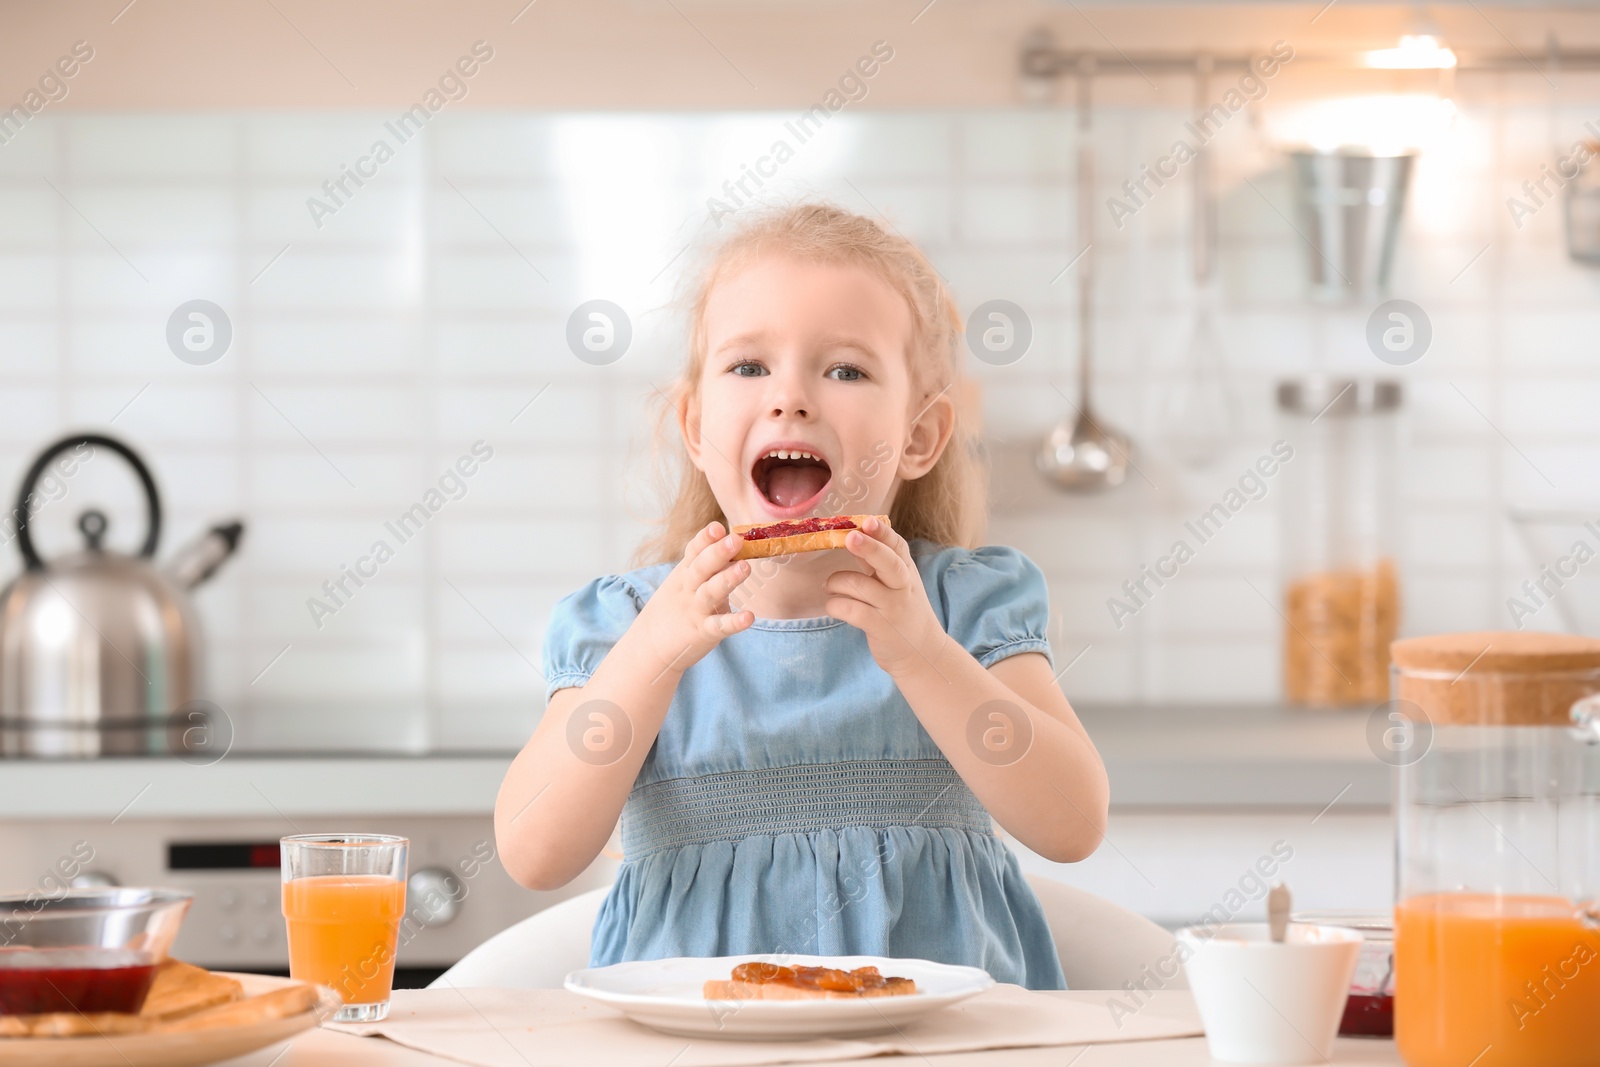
[564,954,995,1040]
[0,972,336,1067]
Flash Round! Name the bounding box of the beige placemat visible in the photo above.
[331,987,1202,1067]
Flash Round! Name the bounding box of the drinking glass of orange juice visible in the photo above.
[281,833,408,1022]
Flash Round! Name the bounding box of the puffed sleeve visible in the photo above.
[925,545,1053,669]
[541,575,648,699]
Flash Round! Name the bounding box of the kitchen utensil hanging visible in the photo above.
[1158,57,1237,469]
[1289,150,1414,302]
[1037,60,1134,492]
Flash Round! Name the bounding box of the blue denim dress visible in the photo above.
[542,540,1069,990]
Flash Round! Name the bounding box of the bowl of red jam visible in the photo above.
[1291,910,1394,1037]
[0,887,192,1016]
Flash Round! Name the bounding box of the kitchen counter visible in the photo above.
[0,704,1389,820]
[1078,703,1390,810]
[0,755,511,820]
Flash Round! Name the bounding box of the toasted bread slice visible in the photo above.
[160,982,321,1033]
[703,976,917,1000]
[0,1011,150,1038]
[140,960,245,1021]
[732,515,888,560]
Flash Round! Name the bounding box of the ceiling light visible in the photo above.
[1265,94,1457,157]
[1364,35,1458,70]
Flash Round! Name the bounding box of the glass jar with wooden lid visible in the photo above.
[1390,631,1600,1067]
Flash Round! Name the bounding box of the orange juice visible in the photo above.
[1396,893,1600,1067]
[282,875,406,1005]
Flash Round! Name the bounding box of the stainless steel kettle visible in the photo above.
[0,434,243,757]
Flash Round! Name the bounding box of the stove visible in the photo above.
[0,756,618,980]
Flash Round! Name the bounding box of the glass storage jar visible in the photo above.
[1290,910,1395,1036]
[1391,632,1600,1067]
[1277,377,1402,707]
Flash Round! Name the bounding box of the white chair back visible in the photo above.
[433,885,610,990]
[1022,873,1186,991]
[432,874,1182,991]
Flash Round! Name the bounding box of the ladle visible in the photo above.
[1037,60,1133,492]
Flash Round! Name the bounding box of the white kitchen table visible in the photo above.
[212,991,1406,1066]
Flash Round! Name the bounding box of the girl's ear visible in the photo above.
[898,385,956,480]
[678,386,710,474]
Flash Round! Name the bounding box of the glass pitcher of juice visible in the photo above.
[1391,633,1600,1067]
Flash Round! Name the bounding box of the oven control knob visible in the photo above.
[70,871,119,888]
[406,868,463,927]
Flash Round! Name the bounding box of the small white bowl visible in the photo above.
[1177,922,1362,1065]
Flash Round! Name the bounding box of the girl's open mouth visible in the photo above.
[752,448,832,512]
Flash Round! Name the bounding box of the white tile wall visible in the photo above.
[3,95,1599,751]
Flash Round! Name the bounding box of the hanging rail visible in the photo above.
[1020,43,1600,79]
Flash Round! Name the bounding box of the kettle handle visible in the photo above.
[13,433,161,571]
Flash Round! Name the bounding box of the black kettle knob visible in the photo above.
[78,509,109,552]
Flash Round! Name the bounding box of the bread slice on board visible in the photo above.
[140,960,246,1021]
[160,983,321,1032]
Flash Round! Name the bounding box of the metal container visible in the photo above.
[0,434,242,757]
[1289,150,1415,302]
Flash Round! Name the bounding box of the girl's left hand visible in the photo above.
[824,517,947,677]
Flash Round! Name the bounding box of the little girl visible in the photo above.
[495,203,1109,990]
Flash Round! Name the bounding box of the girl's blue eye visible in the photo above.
[731,361,768,377]
[827,364,865,382]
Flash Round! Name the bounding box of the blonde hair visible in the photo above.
[635,201,986,567]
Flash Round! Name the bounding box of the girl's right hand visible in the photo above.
[635,521,754,678]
